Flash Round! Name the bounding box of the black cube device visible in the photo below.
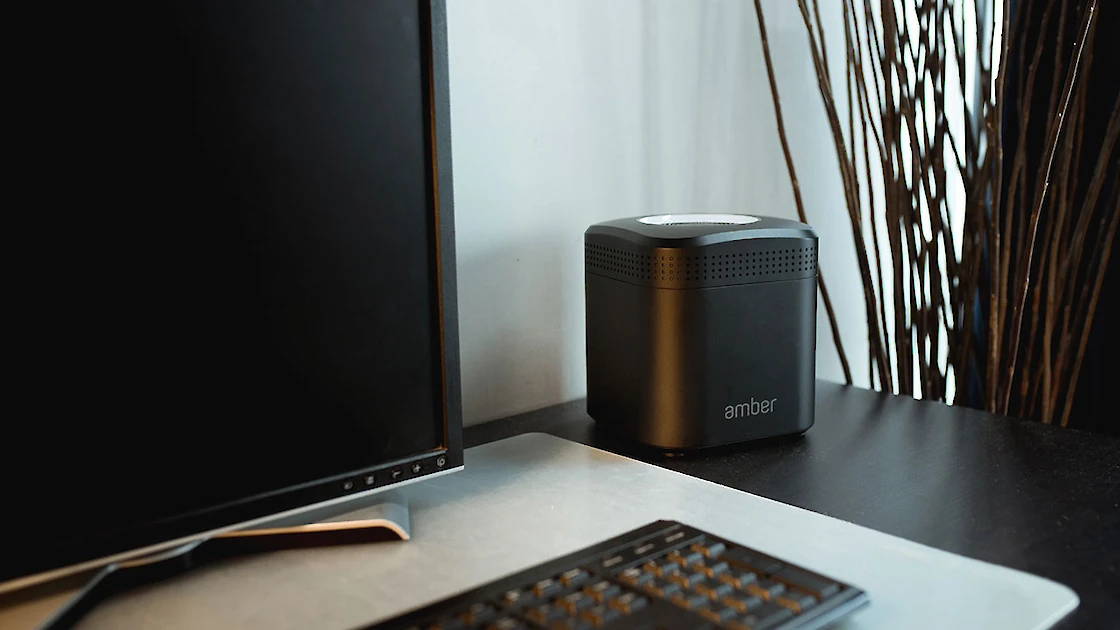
[585,214,818,450]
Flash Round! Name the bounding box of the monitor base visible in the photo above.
[225,490,411,542]
[39,493,411,630]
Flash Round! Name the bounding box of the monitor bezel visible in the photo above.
[1,0,462,595]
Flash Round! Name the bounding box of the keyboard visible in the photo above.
[375,520,868,630]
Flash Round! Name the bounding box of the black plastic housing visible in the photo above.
[585,215,818,449]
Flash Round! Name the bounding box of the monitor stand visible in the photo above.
[39,492,410,630]
[223,490,411,544]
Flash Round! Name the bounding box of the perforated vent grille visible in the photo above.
[585,241,817,288]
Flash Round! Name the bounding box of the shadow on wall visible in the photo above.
[457,237,572,425]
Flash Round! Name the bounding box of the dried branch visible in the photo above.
[748,0,1116,427]
[986,0,1016,411]
[999,0,1097,415]
[848,0,894,388]
[1061,184,1119,427]
[798,0,891,386]
[751,0,853,385]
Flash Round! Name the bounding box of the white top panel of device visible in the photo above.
[638,214,760,226]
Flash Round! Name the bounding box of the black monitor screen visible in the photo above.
[4,0,456,584]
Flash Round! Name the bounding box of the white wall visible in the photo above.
[447,0,870,425]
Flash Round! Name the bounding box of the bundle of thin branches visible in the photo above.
[752,0,1118,425]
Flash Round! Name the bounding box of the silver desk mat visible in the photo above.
[2,433,1078,629]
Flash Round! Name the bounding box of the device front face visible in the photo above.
[3,0,461,591]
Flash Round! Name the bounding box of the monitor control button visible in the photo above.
[411,462,422,474]
[391,468,403,480]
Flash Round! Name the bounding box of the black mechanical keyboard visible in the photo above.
[375,520,868,630]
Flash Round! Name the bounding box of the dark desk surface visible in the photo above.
[465,381,1120,630]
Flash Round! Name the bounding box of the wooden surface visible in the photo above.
[465,381,1120,629]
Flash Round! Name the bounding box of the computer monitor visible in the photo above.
[2,0,461,592]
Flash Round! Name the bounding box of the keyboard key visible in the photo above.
[669,572,706,589]
[776,592,817,613]
[532,578,563,599]
[722,594,763,613]
[694,561,729,578]
[500,588,534,609]
[643,579,681,598]
[745,579,786,601]
[559,568,590,588]
[770,566,840,599]
[556,592,594,614]
[659,527,704,548]
[487,617,527,630]
[617,567,652,588]
[670,592,711,610]
[643,559,680,578]
[723,548,784,575]
[695,581,734,601]
[525,604,565,626]
[719,570,758,589]
[690,541,727,559]
[462,603,498,624]
[580,605,621,628]
[595,553,627,573]
[699,606,739,624]
[668,550,704,567]
[583,580,621,603]
[732,602,794,630]
[608,592,648,615]
[620,533,678,565]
